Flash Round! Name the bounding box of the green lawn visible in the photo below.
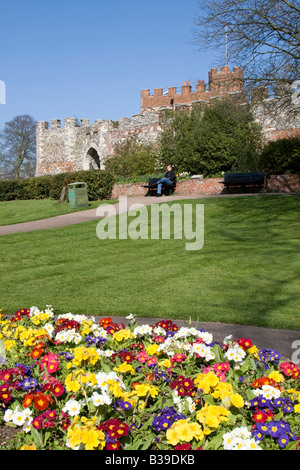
[0,198,117,225]
[0,195,299,330]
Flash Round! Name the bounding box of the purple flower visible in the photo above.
[152,407,186,432]
[117,400,132,410]
[278,433,290,448]
[268,422,282,438]
[258,348,281,365]
[19,377,39,391]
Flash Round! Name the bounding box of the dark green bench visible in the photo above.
[142,177,176,197]
[221,172,265,193]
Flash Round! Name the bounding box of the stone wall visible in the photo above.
[111,175,300,198]
[36,112,161,177]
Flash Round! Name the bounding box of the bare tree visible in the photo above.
[0,115,37,180]
[192,0,300,95]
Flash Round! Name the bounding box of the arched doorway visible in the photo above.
[87,147,101,170]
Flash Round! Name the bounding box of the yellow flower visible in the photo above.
[166,427,180,446]
[294,404,300,413]
[81,428,105,450]
[230,393,244,408]
[65,374,81,393]
[82,324,91,336]
[134,384,150,397]
[133,383,159,399]
[196,404,230,432]
[72,345,100,366]
[247,345,259,359]
[114,362,135,375]
[158,359,171,368]
[106,379,124,398]
[4,339,16,351]
[204,414,220,429]
[166,419,204,446]
[113,329,135,342]
[20,444,36,450]
[194,371,219,394]
[268,371,284,383]
[211,382,233,399]
[66,416,106,450]
[146,344,160,356]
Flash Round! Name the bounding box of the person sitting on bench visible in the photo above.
[156,165,176,196]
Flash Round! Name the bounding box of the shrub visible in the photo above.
[105,136,161,177]
[0,170,114,201]
[159,99,262,176]
[259,137,300,175]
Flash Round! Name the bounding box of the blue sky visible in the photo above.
[0,0,225,130]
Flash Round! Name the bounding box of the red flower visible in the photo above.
[175,443,192,450]
[32,416,42,429]
[34,392,52,411]
[106,441,121,450]
[52,382,64,396]
[238,338,253,349]
[23,393,34,408]
[0,391,12,404]
[28,348,44,360]
[252,409,274,423]
[279,361,300,379]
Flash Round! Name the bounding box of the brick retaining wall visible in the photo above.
[111,175,300,198]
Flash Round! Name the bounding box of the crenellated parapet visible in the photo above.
[141,66,245,113]
[35,111,161,176]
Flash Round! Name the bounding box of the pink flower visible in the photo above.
[137,351,149,363]
[147,356,158,367]
[171,353,187,366]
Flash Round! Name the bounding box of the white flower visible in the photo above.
[153,326,166,336]
[94,371,125,392]
[253,385,281,400]
[89,391,112,407]
[222,427,262,450]
[12,411,26,426]
[43,322,54,337]
[55,328,81,344]
[4,409,13,422]
[29,306,40,316]
[133,324,153,336]
[63,399,82,416]
[126,313,136,321]
[224,345,246,363]
[97,348,114,357]
[192,342,215,361]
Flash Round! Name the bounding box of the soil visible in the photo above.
[0,424,19,448]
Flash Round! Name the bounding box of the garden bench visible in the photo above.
[142,177,176,196]
[221,172,265,193]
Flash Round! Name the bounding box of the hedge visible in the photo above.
[259,137,300,176]
[0,170,114,201]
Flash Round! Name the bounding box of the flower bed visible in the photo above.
[0,306,300,451]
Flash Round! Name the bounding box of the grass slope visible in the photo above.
[0,195,299,330]
[0,199,117,226]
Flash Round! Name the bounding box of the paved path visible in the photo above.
[0,192,293,236]
[1,193,299,360]
[0,195,202,235]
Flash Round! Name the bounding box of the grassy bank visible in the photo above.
[0,198,117,225]
[0,195,299,330]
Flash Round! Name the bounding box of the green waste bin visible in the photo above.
[68,182,89,209]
